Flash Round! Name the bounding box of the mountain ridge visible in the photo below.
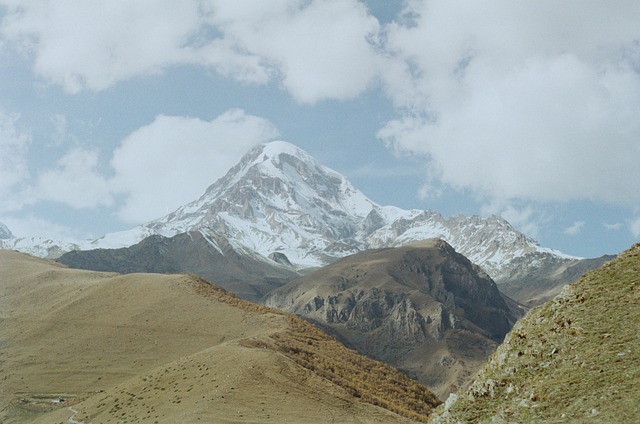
[5,141,601,304]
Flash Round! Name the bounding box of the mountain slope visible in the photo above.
[0,249,439,423]
[58,230,298,301]
[496,253,615,306]
[266,239,525,399]
[429,243,640,423]
[0,229,80,259]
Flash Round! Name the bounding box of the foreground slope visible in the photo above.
[266,239,525,399]
[0,250,439,423]
[430,243,640,423]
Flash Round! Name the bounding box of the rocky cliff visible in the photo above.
[266,239,525,399]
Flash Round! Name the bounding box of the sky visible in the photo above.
[0,0,639,259]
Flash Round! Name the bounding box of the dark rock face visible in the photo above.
[495,253,616,307]
[265,239,523,399]
[58,231,298,302]
[268,251,293,266]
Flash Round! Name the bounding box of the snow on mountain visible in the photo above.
[80,225,166,250]
[133,140,379,266]
[0,221,81,258]
[365,210,577,277]
[107,140,573,273]
[0,222,12,239]
[5,141,578,277]
[0,235,80,259]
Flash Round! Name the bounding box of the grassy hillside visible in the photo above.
[0,250,439,423]
[430,243,640,423]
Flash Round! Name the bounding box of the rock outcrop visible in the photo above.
[266,239,525,399]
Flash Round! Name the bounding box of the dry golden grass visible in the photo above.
[430,243,640,423]
[193,275,441,422]
[0,250,437,423]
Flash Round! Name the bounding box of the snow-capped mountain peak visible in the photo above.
[0,221,80,258]
[5,141,578,279]
[200,140,375,216]
[138,141,377,265]
[134,140,568,271]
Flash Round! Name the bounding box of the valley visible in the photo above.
[2,243,638,423]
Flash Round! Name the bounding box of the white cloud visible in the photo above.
[205,0,382,103]
[0,109,31,212]
[0,213,90,241]
[49,113,71,146]
[36,148,112,209]
[1,0,203,92]
[378,1,640,206]
[1,0,382,102]
[1,107,279,225]
[563,220,585,236]
[110,109,279,223]
[480,200,542,239]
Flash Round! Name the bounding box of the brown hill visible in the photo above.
[430,243,640,423]
[266,239,525,399]
[0,249,439,423]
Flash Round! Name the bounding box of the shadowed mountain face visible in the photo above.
[495,253,616,307]
[58,231,298,302]
[430,244,639,423]
[266,239,525,399]
[0,249,440,423]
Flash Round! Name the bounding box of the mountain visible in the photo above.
[429,243,639,423]
[0,222,12,239]
[0,249,440,423]
[132,141,574,275]
[495,253,615,307]
[139,139,378,265]
[54,140,597,305]
[59,231,298,302]
[265,239,525,399]
[0,222,82,258]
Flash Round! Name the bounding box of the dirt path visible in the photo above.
[67,407,85,424]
